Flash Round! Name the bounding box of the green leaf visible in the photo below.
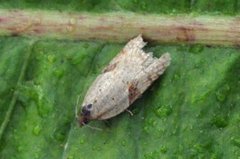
[0,1,240,159]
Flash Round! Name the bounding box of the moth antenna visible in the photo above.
[75,95,81,119]
[75,107,78,119]
[82,122,103,131]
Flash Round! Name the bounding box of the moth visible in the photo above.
[77,35,171,126]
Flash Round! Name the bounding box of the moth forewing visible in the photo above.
[78,35,171,125]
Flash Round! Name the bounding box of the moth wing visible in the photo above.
[98,53,171,120]
[137,53,171,94]
[97,35,148,119]
[82,35,171,121]
[82,68,129,120]
[102,34,147,73]
[97,99,129,120]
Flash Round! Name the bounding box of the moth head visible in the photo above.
[78,104,93,126]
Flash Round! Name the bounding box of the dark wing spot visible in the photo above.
[128,82,140,104]
[103,62,118,73]
[147,75,154,82]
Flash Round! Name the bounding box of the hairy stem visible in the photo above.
[0,9,239,46]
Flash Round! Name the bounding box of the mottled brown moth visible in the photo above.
[77,35,171,126]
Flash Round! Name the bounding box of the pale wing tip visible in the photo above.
[135,34,143,40]
[160,53,171,67]
[133,34,147,46]
[125,34,146,49]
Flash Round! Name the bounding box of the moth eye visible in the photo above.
[86,104,92,110]
[81,104,92,116]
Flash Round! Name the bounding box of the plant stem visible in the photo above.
[0,9,239,46]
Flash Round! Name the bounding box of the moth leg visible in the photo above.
[126,109,134,116]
